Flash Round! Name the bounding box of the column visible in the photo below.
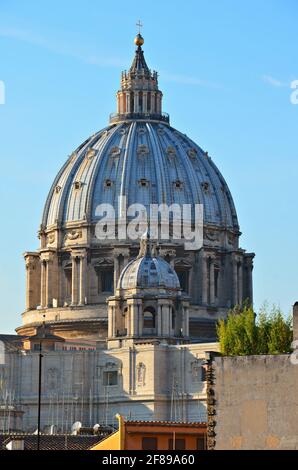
[25,255,40,310]
[78,255,87,306]
[71,255,78,306]
[157,303,162,336]
[233,257,238,306]
[126,93,130,113]
[25,261,32,310]
[133,303,139,336]
[138,303,143,337]
[151,93,155,113]
[188,257,195,301]
[108,305,113,338]
[183,305,189,337]
[122,93,126,113]
[127,305,131,336]
[210,258,215,305]
[113,256,119,292]
[40,260,46,308]
[143,92,147,113]
[45,260,52,307]
[157,93,162,114]
[134,92,139,113]
[129,299,140,336]
[202,255,208,304]
[112,306,117,337]
[128,301,135,336]
[238,262,243,305]
[162,303,171,337]
[248,258,254,304]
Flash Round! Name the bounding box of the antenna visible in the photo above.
[71,420,82,435]
[93,423,100,434]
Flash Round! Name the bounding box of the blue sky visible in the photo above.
[0,0,297,333]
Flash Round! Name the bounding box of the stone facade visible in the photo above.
[0,342,217,432]
[213,355,298,450]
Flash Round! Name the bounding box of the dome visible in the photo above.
[19,32,254,344]
[118,252,180,290]
[42,34,238,232]
[42,121,238,229]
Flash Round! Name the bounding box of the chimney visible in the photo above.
[293,302,298,342]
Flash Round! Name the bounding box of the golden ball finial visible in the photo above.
[134,33,144,47]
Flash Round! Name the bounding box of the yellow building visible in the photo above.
[91,415,207,451]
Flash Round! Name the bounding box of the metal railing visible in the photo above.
[109,112,170,124]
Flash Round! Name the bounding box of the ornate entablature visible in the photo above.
[93,257,114,268]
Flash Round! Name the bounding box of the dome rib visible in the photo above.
[147,123,168,206]
[43,121,239,231]
[87,125,120,221]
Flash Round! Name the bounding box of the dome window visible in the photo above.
[174,180,183,189]
[55,185,61,193]
[143,307,156,330]
[104,179,113,188]
[166,146,176,157]
[73,181,82,190]
[187,148,197,159]
[201,182,210,192]
[137,144,149,157]
[139,178,149,187]
[109,146,121,158]
[86,148,96,160]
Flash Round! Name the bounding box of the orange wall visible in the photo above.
[90,430,120,450]
[90,418,207,451]
[125,425,206,450]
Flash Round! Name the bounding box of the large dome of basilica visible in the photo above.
[18,33,254,341]
[42,118,238,230]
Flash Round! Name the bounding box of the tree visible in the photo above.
[217,302,293,356]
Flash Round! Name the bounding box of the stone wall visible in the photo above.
[0,342,216,432]
[213,354,298,450]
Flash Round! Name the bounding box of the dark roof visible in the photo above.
[124,420,207,428]
[25,324,65,343]
[0,335,26,352]
[129,46,150,75]
[0,434,105,451]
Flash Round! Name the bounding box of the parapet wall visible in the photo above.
[213,354,298,450]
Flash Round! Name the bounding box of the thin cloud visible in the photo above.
[262,75,288,88]
[161,71,222,89]
[0,26,222,87]
[0,26,126,68]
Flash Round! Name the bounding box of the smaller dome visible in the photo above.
[118,231,180,290]
[119,255,180,290]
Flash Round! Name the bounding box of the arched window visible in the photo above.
[177,270,189,293]
[143,307,156,329]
